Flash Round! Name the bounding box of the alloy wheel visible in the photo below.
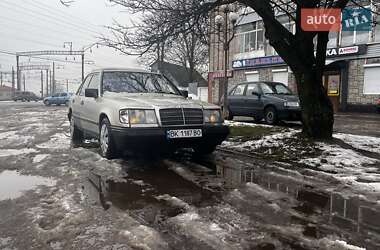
[100,124,109,154]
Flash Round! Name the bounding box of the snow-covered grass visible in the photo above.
[335,133,380,154]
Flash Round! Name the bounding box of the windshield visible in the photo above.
[102,71,179,95]
[261,83,292,95]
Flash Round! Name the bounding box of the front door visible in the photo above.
[323,72,341,113]
[245,83,263,117]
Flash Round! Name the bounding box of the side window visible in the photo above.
[232,85,245,96]
[60,93,68,97]
[52,93,59,97]
[88,73,101,90]
[78,75,93,96]
[246,83,260,96]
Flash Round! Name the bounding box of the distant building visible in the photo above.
[209,5,380,112]
[0,86,15,101]
[151,61,209,102]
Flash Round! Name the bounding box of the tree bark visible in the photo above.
[295,69,334,139]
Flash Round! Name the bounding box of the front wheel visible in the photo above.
[264,107,278,125]
[99,118,118,159]
[70,116,83,146]
[44,100,50,106]
[65,100,69,106]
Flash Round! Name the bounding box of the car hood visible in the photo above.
[103,93,219,110]
[266,94,299,102]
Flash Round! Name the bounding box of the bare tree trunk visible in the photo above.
[295,69,334,139]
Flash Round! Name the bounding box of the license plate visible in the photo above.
[167,129,202,139]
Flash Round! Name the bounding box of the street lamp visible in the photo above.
[215,5,239,119]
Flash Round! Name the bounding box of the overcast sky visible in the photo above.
[0,0,139,94]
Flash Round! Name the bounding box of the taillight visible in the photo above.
[377,99,380,105]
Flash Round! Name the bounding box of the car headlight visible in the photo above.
[284,102,300,108]
[204,109,222,124]
[120,109,158,125]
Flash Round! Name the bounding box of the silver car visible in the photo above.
[68,68,229,159]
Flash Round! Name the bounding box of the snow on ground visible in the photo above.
[221,129,298,150]
[32,154,50,164]
[0,148,38,157]
[224,120,273,128]
[36,133,70,150]
[335,133,380,154]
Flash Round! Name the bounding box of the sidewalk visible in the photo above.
[334,112,380,137]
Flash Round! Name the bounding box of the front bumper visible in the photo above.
[110,125,230,151]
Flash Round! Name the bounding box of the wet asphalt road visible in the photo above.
[0,101,380,250]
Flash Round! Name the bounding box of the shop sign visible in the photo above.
[208,70,233,79]
[326,45,367,58]
[232,56,285,69]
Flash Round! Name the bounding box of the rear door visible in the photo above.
[245,83,264,116]
[228,84,246,115]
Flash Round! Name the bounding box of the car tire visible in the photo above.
[99,118,118,159]
[65,100,69,106]
[70,116,83,146]
[193,145,217,155]
[44,100,50,106]
[264,107,278,125]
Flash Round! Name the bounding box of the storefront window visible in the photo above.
[356,30,370,44]
[341,30,354,46]
[375,14,380,42]
[327,32,338,48]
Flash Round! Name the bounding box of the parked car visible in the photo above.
[225,81,301,125]
[376,98,380,113]
[68,68,229,159]
[13,91,40,102]
[44,92,72,106]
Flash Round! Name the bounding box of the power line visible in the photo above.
[1,0,101,35]
[0,1,101,38]
[0,15,95,42]
[30,0,101,29]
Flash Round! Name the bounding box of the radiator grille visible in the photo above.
[159,108,203,126]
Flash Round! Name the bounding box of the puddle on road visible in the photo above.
[0,170,56,201]
[216,162,380,250]
[85,160,215,212]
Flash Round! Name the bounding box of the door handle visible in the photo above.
[80,101,84,105]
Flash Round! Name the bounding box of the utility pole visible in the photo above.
[40,70,44,98]
[11,67,15,96]
[23,74,26,92]
[49,70,52,95]
[0,72,3,87]
[66,79,69,93]
[45,69,49,96]
[16,55,20,90]
[81,53,85,83]
[52,62,55,94]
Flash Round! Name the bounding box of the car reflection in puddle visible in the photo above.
[217,163,380,249]
[84,160,216,224]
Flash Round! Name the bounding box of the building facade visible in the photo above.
[208,5,380,112]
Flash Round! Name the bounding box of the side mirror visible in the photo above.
[180,90,188,98]
[85,88,99,98]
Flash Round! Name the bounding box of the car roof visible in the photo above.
[90,67,151,74]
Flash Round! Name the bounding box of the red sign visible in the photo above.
[301,8,341,32]
[208,71,233,80]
